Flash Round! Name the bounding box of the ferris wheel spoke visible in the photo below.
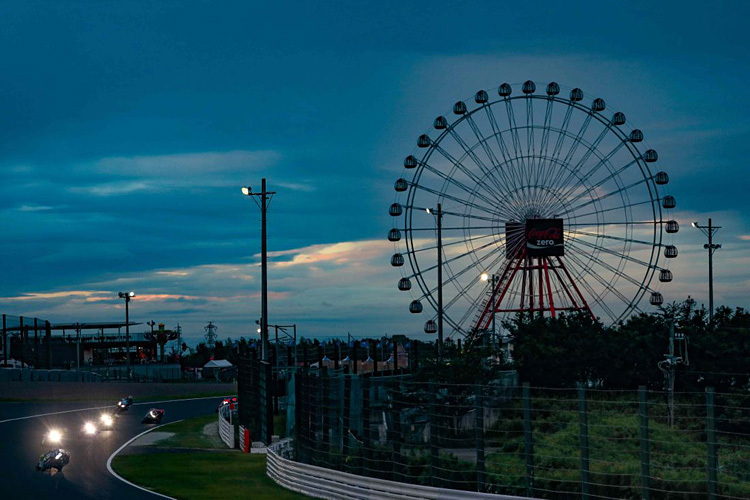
[430,144,505,201]
[526,97,536,183]
[569,236,655,270]
[420,159,501,209]
[410,178,500,216]
[566,239,648,290]
[416,239,505,305]
[561,175,648,216]
[462,114,512,197]
[565,198,653,220]
[442,249,507,313]
[563,253,620,322]
[409,231,496,255]
[558,157,640,210]
[535,99,555,189]
[406,224,499,232]
[446,127,509,199]
[540,116,596,209]
[407,237,500,281]
[567,220,657,226]
[552,139,627,206]
[566,257,638,315]
[568,228,654,248]
[503,99,529,186]
[484,106,524,190]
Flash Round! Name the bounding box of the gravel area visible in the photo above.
[0,381,235,401]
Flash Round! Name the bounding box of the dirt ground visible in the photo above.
[0,381,235,401]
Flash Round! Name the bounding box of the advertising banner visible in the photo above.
[525,218,564,257]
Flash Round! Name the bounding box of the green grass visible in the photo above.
[113,453,313,500]
[151,414,223,449]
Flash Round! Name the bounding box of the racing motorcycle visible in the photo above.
[141,408,165,424]
[36,449,70,472]
[117,396,134,413]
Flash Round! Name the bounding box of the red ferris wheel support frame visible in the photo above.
[473,248,595,331]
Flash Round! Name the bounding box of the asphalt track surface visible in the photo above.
[0,396,225,499]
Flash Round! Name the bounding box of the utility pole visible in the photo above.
[658,317,684,428]
[427,204,444,361]
[692,219,721,326]
[242,179,276,362]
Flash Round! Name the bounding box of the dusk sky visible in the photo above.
[1,1,748,346]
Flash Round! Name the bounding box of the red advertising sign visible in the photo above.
[525,219,564,256]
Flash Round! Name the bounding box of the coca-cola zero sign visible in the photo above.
[526,219,564,256]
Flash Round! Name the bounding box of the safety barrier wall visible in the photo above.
[266,440,531,500]
[218,404,236,448]
[0,368,101,382]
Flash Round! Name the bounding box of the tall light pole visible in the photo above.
[692,219,721,326]
[242,179,276,362]
[118,291,135,378]
[426,204,443,361]
[481,272,499,345]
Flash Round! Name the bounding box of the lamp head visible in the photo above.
[241,186,252,195]
[425,208,431,214]
[480,273,489,282]
[692,222,698,228]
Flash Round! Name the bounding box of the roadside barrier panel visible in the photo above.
[266,440,531,500]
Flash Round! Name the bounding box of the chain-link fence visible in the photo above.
[2,314,52,369]
[289,371,750,499]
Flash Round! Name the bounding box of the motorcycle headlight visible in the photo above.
[83,422,97,435]
[48,429,62,443]
[100,414,113,426]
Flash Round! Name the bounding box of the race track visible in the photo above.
[0,395,226,499]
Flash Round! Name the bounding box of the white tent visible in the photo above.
[203,359,234,380]
[203,359,233,368]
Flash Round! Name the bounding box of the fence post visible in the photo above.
[429,381,439,488]
[362,376,372,477]
[706,387,717,499]
[523,382,534,497]
[391,377,401,482]
[321,367,330,458]
[342,367,351,468]
[578,383,589,500]
[475,384,485,492]
[639,385,650,500]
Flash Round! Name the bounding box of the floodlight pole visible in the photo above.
[692,219,721,326]
[242,179,276,362]
[118,292,135,379]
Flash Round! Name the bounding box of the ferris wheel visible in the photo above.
[389,80,678,338]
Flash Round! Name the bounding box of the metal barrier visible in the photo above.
[218,404,236,448]
[266,440,531,500]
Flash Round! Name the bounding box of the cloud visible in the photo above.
[739,235,750,241]
[17,204,54,212]
[268,240,393,268]
[70,180,154,196]
[94,150,280,176]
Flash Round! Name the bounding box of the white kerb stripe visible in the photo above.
[106,420,184,500]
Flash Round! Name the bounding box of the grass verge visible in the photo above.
[151,414,222,449]
[113,452,313,500]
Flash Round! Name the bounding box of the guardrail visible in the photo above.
[266,440,532,500]
[218,404,236,448]
[0,368,101,382]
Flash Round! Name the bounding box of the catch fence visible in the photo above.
[290,371,750,500]
[1,314,52,369]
